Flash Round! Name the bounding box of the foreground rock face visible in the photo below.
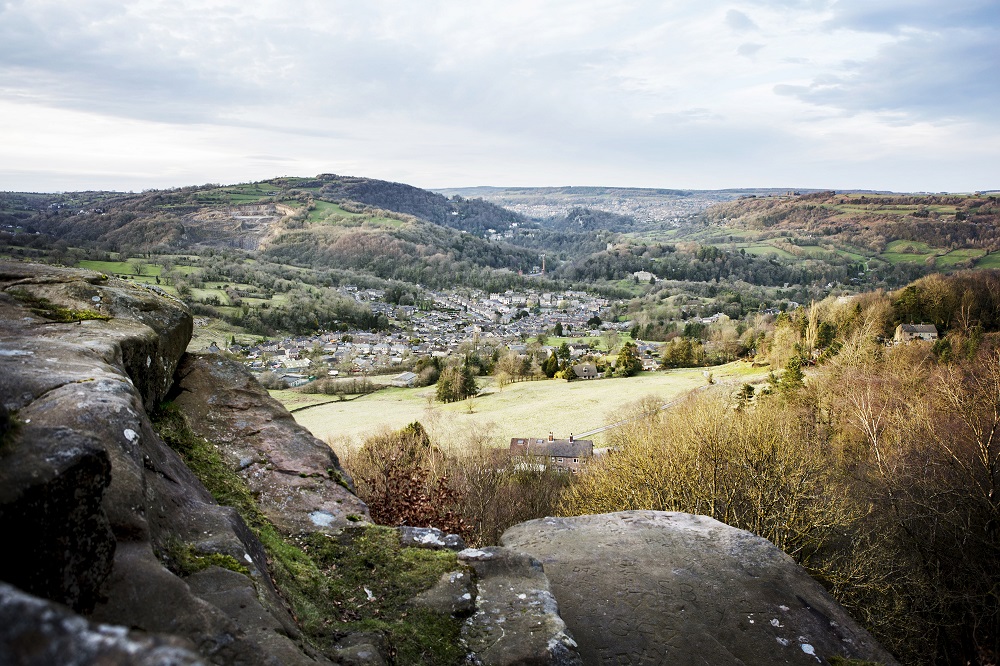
[0,263,328,665]
[503,511,899,666]
[172,353,369,533]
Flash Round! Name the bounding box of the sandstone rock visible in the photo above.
[502,511,899,666]
[0,262,191,411]
[0,581,205,666]
[185,566,330,666]
[0,262,328,665]
[459,547,583,666]
[409,570,476,617]
[328,633,389,666]
[0,424,114,612]
[398,525,466,551]
[172,352,369,533]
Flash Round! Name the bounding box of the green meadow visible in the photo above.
[284,361,768,452]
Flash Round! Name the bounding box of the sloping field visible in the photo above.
[287,361,767,451]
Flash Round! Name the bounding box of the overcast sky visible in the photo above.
[2,0,998,193]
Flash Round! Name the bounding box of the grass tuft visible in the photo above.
[161,537,251,577]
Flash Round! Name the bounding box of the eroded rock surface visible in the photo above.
[459,547,583,666]
[0,581,206,666]
[502,511,898,666]
[172,352,369,533]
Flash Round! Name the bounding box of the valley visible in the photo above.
[4,174,1000,663]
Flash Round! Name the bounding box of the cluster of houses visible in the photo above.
[220,286,632,385]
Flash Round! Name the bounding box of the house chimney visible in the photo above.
[548,432,554,442]
[569,433,574,443]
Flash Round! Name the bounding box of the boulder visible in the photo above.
[502,511,899,666]
[408,569,476,617]
[459,547,583,666]
[0,580,205,666]
[171,352,369,533]
[0,425,114,612]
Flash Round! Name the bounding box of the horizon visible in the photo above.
[5,175,998,197]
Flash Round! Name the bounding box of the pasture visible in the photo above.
[285,361,768,452]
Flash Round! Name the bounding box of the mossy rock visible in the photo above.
[153,403,466,665]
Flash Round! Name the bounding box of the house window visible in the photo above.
[573,458,578,463]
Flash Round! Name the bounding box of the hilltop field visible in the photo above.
[277,361,767,451]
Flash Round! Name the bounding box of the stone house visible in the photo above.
[894,324,938,344]
[572,363,600,380]
[509,433,594,473]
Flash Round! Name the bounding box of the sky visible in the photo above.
[1,0,998,193]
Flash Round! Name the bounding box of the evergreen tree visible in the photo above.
[614,341,643,377]
[542,353,559,378]
[436,367,456,403]
[780,356,805,393]
[459,363,478,400]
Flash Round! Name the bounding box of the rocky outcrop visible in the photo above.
[171,353,369,533]
[502,511,899,666]
[0,262,328,665]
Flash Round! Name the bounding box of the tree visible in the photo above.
[601,329,621,354]
[542,353,559,378]
[553,322,563,337]
[435,368,456,403]
[495,370,511,391]
[436,363,478,403]
[780,356,805,394]
[614,341,642,377]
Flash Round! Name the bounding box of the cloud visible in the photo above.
[0,0,996,192]
[725,9,759,31]
[775,27,1000,122]
[824,0,1000,34]
[737,43,765,57]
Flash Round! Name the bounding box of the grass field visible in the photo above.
[975,253,1000,269]
[286,361,768,452]
[741,243,796,258]
[935,248,985,267]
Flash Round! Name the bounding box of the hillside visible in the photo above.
[6,175,1000,344]
[698,191,1000,268]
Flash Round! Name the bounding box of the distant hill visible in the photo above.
[700,191,1000,254]
[5,175,997,298]
[433,185,827,223]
